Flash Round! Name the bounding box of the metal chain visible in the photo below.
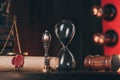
[0,16,22,55]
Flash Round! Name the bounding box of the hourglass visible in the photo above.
[55,20,76,71]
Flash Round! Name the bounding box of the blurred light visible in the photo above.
[92,6,103,17]
[93,7,98,15]
[99,36,104,44]
[23,52,29,56]
[7,52,16,56]
[93,35,99,43]
[117,68,120,74]
[93,33,105,45]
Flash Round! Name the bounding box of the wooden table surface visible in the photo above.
[0,71,120,80]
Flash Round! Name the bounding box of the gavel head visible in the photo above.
[84,55,112,71]
[84,55,120,71]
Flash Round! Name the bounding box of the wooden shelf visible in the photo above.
[0,71,120,80]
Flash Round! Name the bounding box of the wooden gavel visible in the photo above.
[84,55,120,71]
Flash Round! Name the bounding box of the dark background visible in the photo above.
[10,0,103,70]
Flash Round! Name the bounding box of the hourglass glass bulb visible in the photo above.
[55,20,75,46]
